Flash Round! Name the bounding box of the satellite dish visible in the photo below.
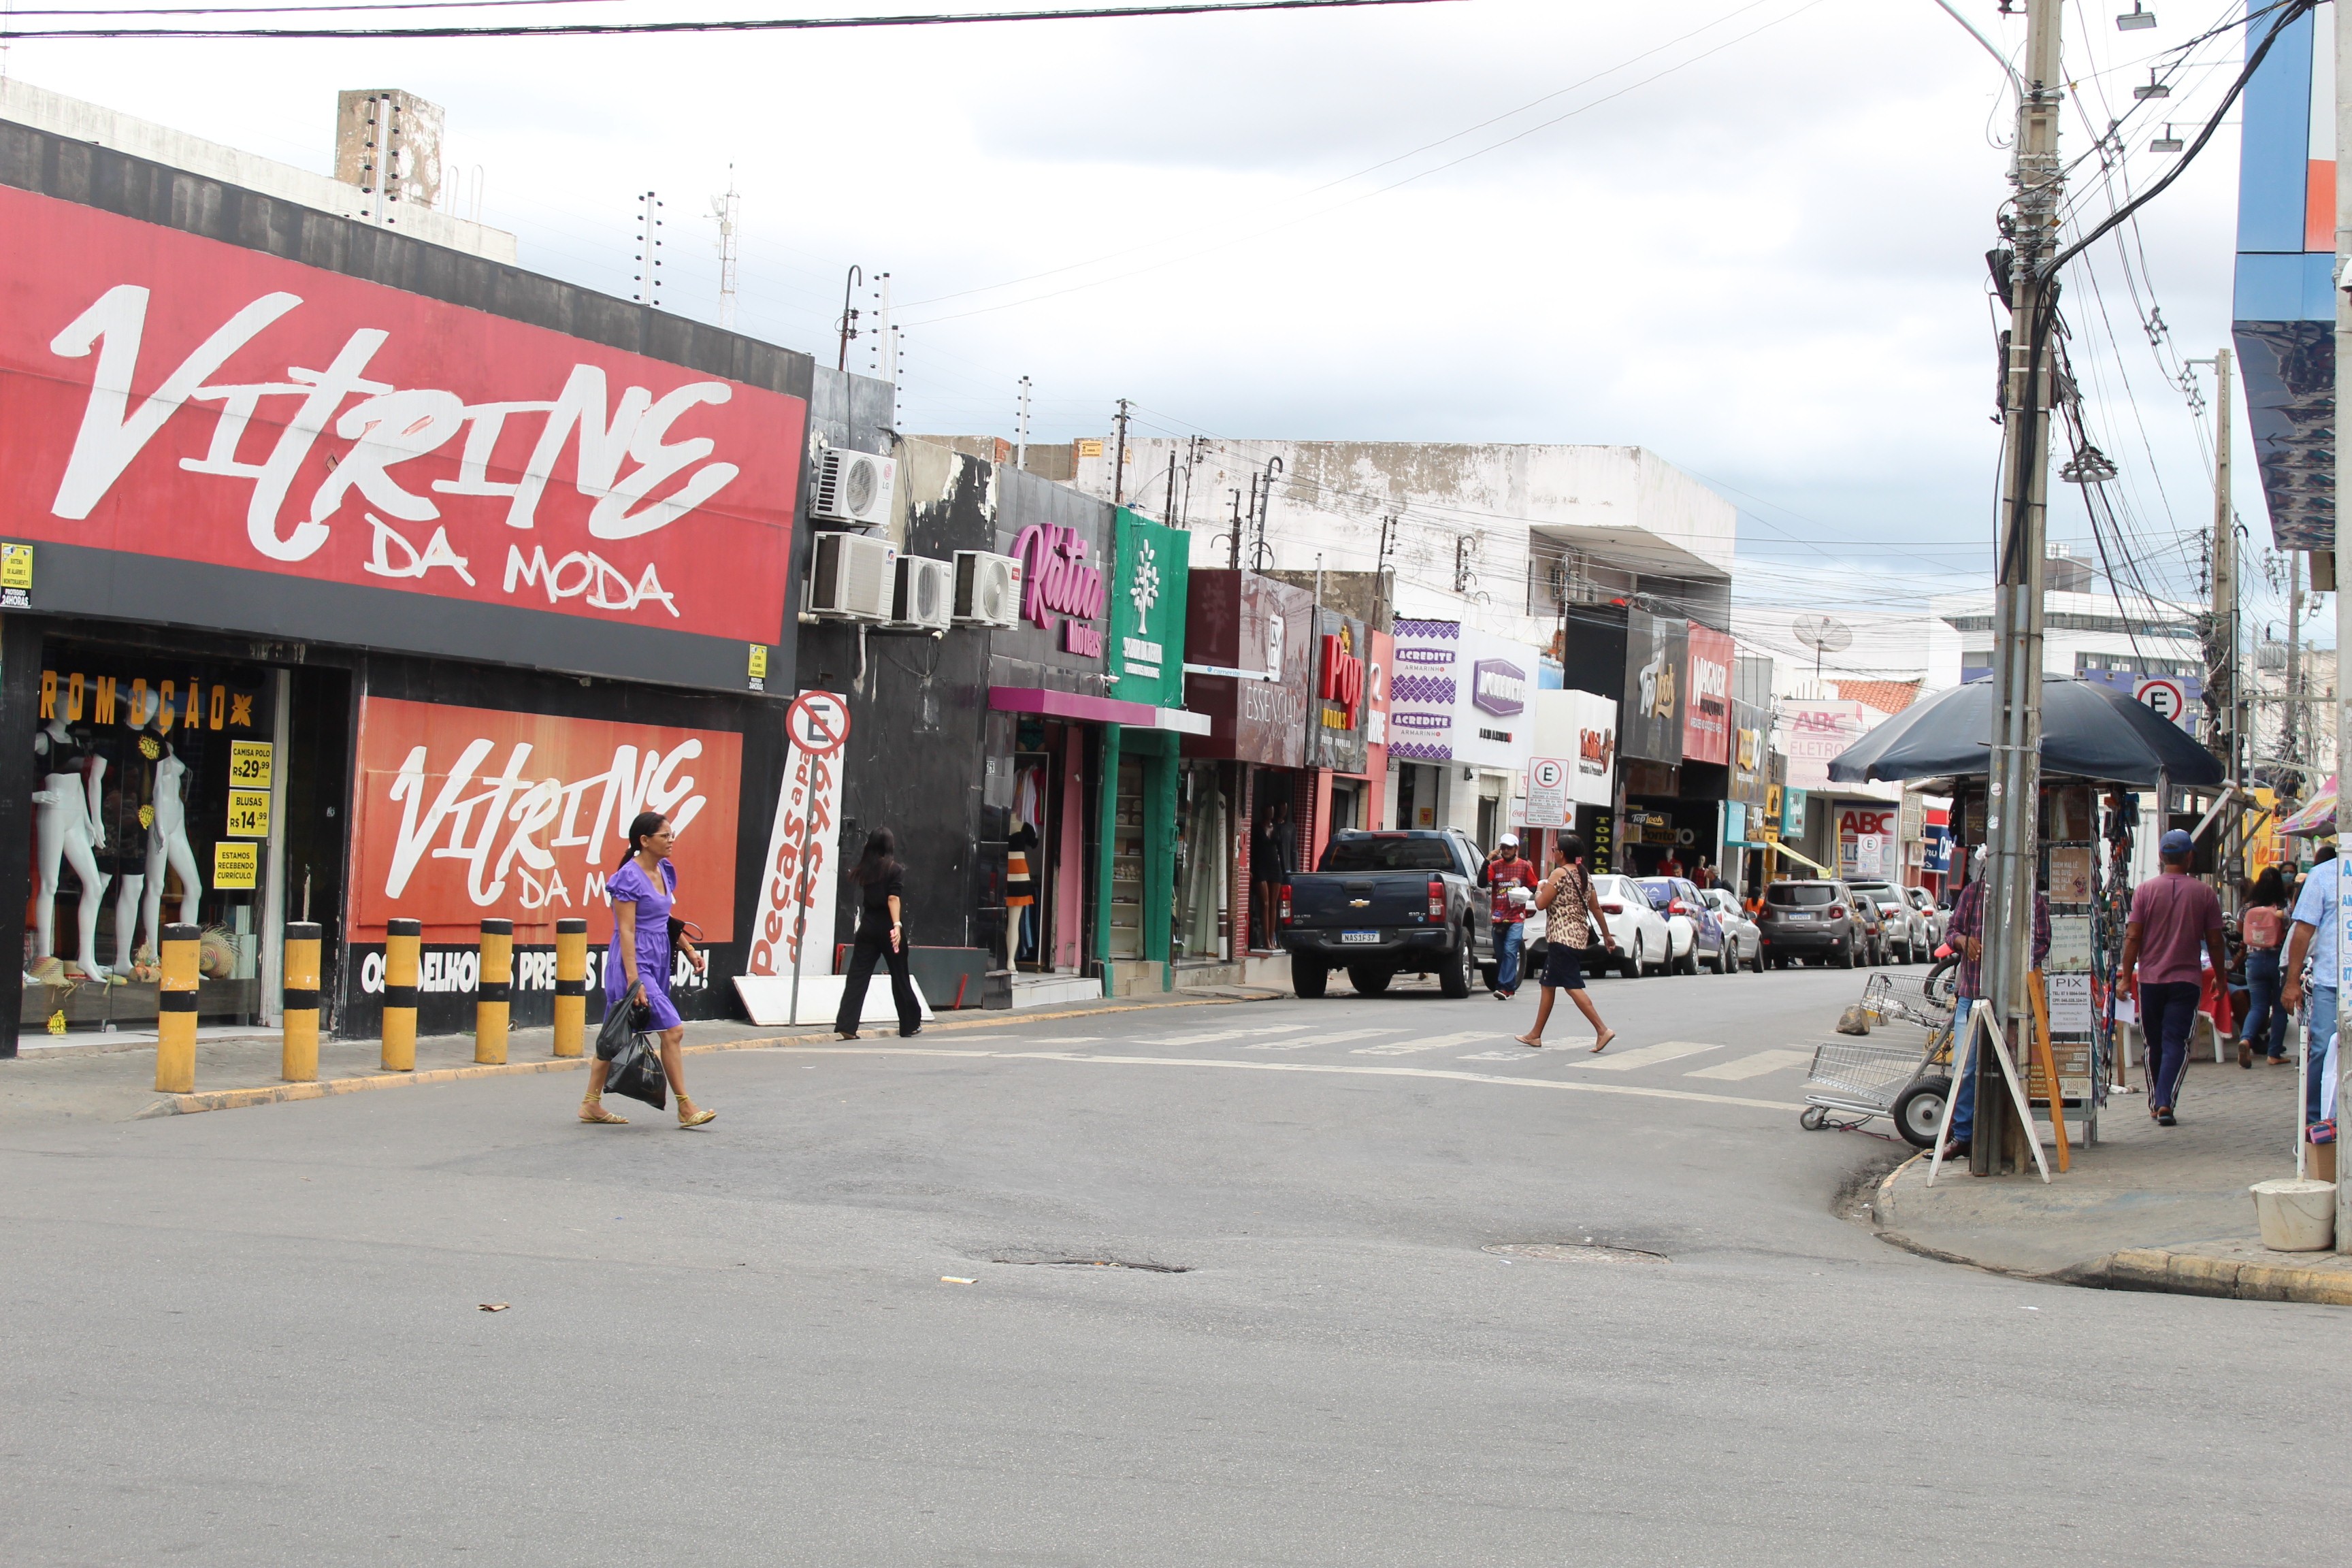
[1793,615,1852,655]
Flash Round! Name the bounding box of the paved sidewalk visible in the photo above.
[0,987,1277,1126]
[1873,1045,2352,1305]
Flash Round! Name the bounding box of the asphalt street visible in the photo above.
[3,963,2340,1566]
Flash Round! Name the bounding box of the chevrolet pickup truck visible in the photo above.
[1279,828,1496,1000]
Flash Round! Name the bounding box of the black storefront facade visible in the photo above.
[0,120,835,1053]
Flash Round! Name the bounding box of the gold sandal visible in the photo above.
[676,1098,717,1129]
[579,1098,628,1125]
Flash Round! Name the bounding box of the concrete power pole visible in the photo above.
[2332,1,2351,1252]
[1975,0,2063,1178]
[1111,398,1130,506]
[2201,347,2240,894]
[1015,376,1031,474]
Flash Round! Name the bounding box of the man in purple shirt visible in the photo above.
[2119,828,2229,1126]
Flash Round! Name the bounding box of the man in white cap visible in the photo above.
[1484,834,1539,1000]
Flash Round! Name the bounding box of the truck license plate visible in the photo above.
[1341,930,1381,945]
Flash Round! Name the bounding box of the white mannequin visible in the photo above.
[33,717,110,975]
[142,737,201,941]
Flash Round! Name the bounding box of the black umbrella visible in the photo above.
[1825,676,2224,789]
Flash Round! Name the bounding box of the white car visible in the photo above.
[1586,873,1676,979]
[1904,886,1950,950]
[1701,888,1761,972]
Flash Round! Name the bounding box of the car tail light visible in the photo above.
[1669,899,1692,915]
[1827,905,1846,919]
[1279,885,1292,926]
[1600,900,1624,914]
[1426,879,1444,921]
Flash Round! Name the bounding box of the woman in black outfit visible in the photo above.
[836,828,922,1039]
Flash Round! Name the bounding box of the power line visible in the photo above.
[0,0,1460,39]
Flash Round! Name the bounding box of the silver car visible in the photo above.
[1847,880,1927,963]
[1700,888,1760,972]
[1904,885,1949,950]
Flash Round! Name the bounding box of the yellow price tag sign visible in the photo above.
[228,740,274,789]
[213,840,258,889]
[1,543,33,590]
[224,790,271,838]
[747,643,769,680]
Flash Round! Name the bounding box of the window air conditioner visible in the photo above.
[808,532,897,621]
[952,551,1022,629]
[887,554,953,632]
[811,447,896,527]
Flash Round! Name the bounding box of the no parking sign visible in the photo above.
[1526,757,1570,827]
[2134,676,2188,728]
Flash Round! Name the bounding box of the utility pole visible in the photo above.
[1015,376,1031,473]
[634,191,664,308]
[1228,490,1244,570]
[1254,455,1282,571]
[1974,0,2063,1179]
[1111,398,1130,506]
[836,264,862,372]
[1164,449,1179,526]
[2285,550,2303,789]
[710,172,740,331]
[2332,0,2351,1252]
[2192,346,2239,898]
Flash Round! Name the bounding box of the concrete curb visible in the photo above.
[134,991,1262,1119]
[1868,1150,2352,1306]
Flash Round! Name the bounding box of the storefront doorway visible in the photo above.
[1174,760,1231,962]
[1009,718,1092,974]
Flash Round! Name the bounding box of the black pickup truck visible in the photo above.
[1279,828,1495,1000]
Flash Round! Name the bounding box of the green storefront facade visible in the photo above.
[1096,508,1201,994]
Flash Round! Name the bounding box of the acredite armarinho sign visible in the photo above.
[0,186,804,659]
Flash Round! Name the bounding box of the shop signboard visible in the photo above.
[1723,799,1748,847]
[1309,608,1369,774]
[1729,700,1769,808]
[1781,699,1870,791]
[1782,785,1808,840]
[1619,608,1686,764]
[1180,570,1311,766]
[1388,617,1459,760]
[1533,686,1620,808]
[1365,628,1393,755]
[1109,508,1189,710]
[1681,624,1734,766]
[0,186,806,692]
[348,696,742,944]
[1452,625,1539,773]
[1838,806,1897,881]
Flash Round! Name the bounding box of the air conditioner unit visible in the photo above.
[811,447,896,527]
[887,555,953,632]
[953,550,1022,629]
[808,532,897,621]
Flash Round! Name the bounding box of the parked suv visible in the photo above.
[1757,879,1867,969]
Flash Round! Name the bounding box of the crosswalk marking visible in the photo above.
[1352,1031,1496,1056]
[1458,1049,1535,1062]
[1141,1023,1317,1046]
[1684,1048,1814,1081]
[1245,1028,1400,1051]
[1574,1039,1722,1073]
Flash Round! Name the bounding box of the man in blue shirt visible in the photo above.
[2281,853,2341,1132]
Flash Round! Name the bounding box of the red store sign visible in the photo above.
[1318,630,1364,727]
[348,697,742,943]
[0,186,805,647]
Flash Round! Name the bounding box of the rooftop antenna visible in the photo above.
[1793,613,1852,689]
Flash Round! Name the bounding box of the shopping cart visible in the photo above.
[1801,975,1956,1147]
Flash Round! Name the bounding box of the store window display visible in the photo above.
[25,649,273,1030]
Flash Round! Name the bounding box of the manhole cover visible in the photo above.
[1484,1243,1667,1264]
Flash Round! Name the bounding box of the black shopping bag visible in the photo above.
[604,1028,668,1111]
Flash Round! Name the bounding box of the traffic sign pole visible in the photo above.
[783,692,849,1028]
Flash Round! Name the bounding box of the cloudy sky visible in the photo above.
[1,0,2301,657]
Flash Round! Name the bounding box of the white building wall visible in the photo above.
[1071,438,1735,653]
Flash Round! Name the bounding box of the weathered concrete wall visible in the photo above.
[1,76,515,261]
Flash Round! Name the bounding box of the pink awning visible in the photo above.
[988,685,1159,727]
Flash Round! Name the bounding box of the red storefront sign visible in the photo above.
[1318,630,1365,726]
[349,697,741,942]
[0,186,804,645]
[1682,623,1734,766]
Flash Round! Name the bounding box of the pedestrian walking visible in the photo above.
[836,828,923,1040]
[1253,797,1294,951]
[1515,835,1618,1054]
[1482,834,1539,999]
[2119,829,2228,1128]
[2238,866,2292,1068]
[1938,845,2050,1160]
[2281,850,2342,1133]
[580,811,715,1128]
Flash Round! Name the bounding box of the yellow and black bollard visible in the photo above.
[553,917,587,1058]
[282,921,321,1083]
[382,917,420,1072]
[155,922,199,1094]
[476,917,512,1065]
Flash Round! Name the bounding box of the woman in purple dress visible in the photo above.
[580,811,715,1128]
